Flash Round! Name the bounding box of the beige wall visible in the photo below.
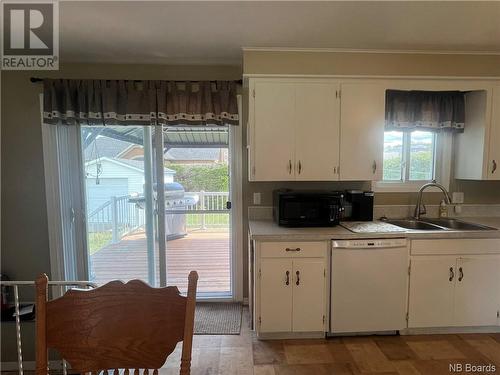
[243,50,500,77]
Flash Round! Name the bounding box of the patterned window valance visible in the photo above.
[385,90,465,133]
[43,79,239,126]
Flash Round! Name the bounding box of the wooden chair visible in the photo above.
[35,271,198,375]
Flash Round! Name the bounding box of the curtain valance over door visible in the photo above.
[43,79,239,126]
[385,90,465,133]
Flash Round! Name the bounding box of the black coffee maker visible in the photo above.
[345,190,374,221]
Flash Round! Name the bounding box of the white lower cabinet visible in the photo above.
[256,241,327,336]
[260,258,293,332]
[408,256,456,328]
[454,257,499,327]
[409,249,500,328]
[291,258,326,332]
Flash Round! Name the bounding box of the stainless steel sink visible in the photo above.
[422,218,496,231]
[383,218,496,231]
[384,219,446,231]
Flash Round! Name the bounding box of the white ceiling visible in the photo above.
[60,1,500,65]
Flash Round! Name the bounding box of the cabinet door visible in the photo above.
[408,256,456,328]
[250,80,295,181]
[292,258,326,332]
[295,82,340,181]
[488,85,500,180]
[339,83,386,180]
[259,258,293,332]
[454,256,500,326]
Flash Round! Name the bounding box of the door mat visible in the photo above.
[194,302,242,335]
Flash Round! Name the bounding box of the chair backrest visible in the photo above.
[35,271,198,375]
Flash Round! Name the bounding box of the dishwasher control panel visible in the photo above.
[332,238,407,249]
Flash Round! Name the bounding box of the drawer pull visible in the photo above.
[296,270,300,285]
[449,267,454,282]
[285,247,301,252]
[285,271,290,285]
[458,267,464,282]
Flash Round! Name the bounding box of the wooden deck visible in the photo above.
[90,229,230,294]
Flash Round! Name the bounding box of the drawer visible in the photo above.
[260,241,327,258]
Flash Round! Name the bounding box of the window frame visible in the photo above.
[373,131,452,193]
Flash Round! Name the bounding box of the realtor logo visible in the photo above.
[2,1,59,70]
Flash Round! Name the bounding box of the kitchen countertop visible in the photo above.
[249,217,500,241]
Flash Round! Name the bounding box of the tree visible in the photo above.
[168,164,229,192]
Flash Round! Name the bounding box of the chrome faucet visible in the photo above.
[414,181,452,220]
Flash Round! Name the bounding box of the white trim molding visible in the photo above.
[242,46,500,56]
[230,95,244,302]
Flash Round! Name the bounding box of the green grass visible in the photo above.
[88,231,112,255]
[186,213,229,227]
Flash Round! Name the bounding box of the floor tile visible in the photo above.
[406,340,466,360]
[253,340,286,365]
[465,336,500,366]
[374,337,417,361]
[283,344,334,365]
[345,340,396,373]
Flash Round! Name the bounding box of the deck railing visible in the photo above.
[87,195,145,244]
[86,191,229,248]
[184,191,230,229]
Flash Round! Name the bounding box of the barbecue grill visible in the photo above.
[129,182,199,240]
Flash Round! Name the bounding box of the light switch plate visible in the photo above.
[452,192,464,204]
[253,192,261,205]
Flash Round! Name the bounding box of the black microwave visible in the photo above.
[273,190,344,227]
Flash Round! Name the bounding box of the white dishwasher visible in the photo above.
[330,238,408,334]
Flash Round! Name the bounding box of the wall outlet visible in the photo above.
[452,192,464,204]
[253,192,261,205]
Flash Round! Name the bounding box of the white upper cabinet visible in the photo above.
[250,80,296,181]
[295,83,339,181]
[488,85,500,180]
[339,83,386,181]
[454,84,500,180]
[249,77,500,182]
[248,78,340,181]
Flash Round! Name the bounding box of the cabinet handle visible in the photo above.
[298,160,302,174]
[288,160,292,174]
[492,160,497,174]
[458,267,464,282]
[372,160,377,174]
[449,267,454,282]
[285,271,290,286]
[296,270,300,286]
[285,247,301,252]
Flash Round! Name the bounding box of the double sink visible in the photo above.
[383,217,496,231]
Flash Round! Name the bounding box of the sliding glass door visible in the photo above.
[81,126,158,286]
[162,126,231,297]
[81,125,233,297]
